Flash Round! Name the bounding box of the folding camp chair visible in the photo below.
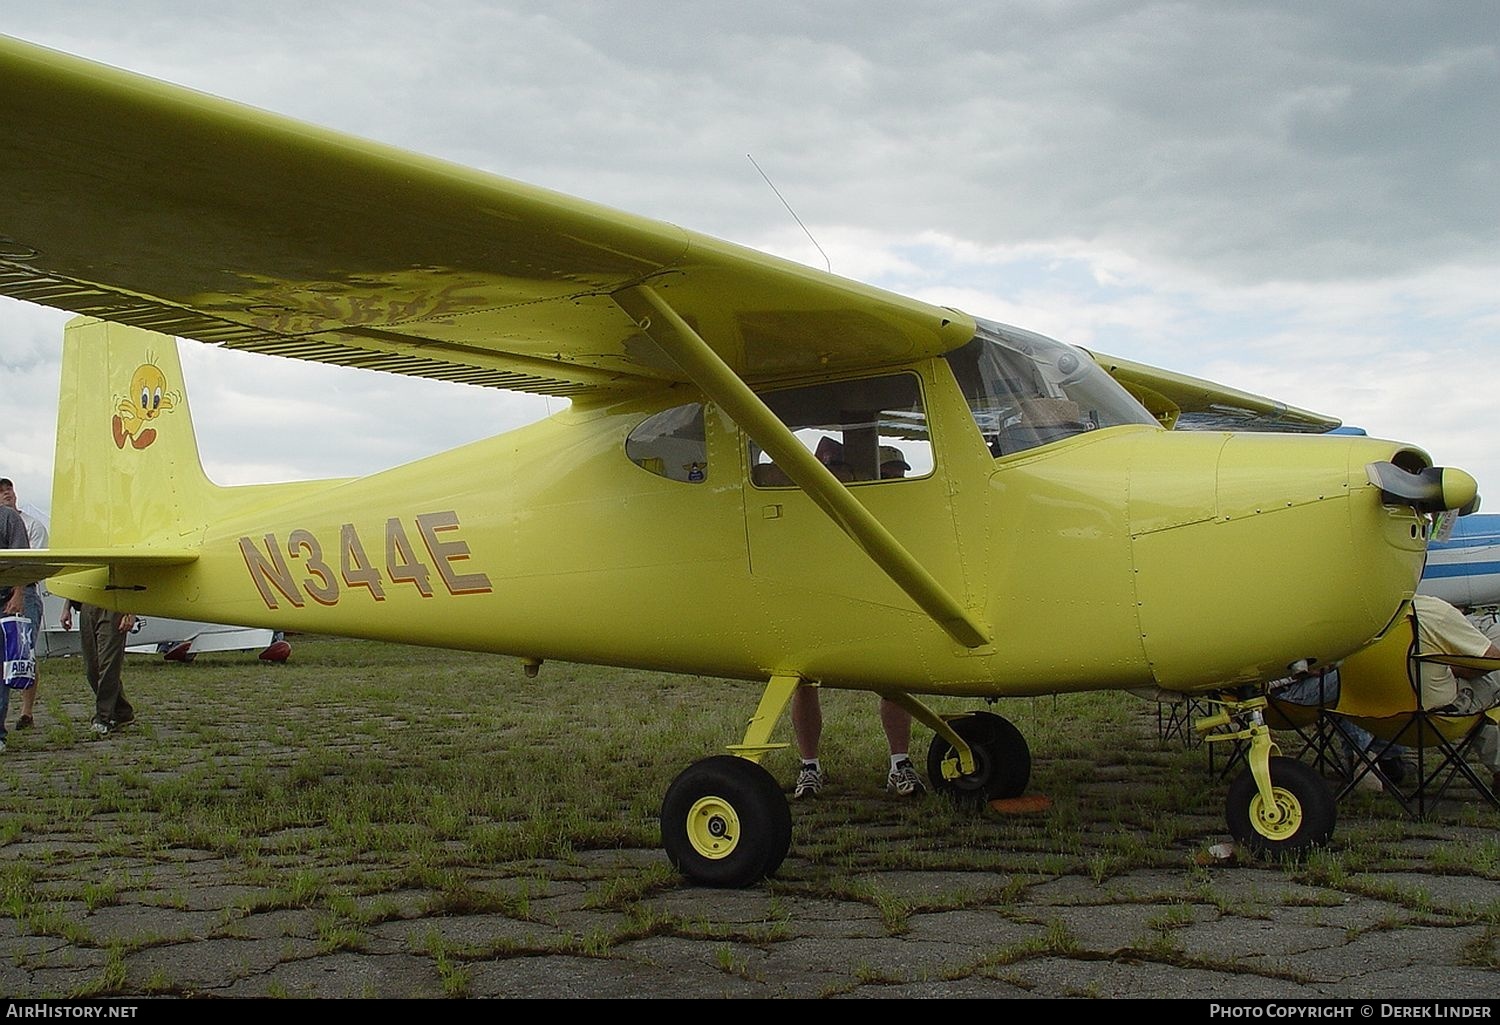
[1325,602,1500,817]
[1200,674,1346,782]
[1263,669,1350,781]
[1154,690,1209,750]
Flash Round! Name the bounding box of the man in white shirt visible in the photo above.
[1412,594,1500,791]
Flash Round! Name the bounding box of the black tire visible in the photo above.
[1226,756,1336,856]
[661,755,792,887]
[926,711,1031,805]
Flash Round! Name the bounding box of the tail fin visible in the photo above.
[51,317,216,549]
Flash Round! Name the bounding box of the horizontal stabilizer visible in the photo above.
[0,549,198,587]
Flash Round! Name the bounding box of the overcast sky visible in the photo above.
[3,2,1498,515]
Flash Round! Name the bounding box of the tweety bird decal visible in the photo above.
[112,356,179,450]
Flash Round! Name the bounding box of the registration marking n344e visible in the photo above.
[238,511,491,609]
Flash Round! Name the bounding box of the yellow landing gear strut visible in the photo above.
[1195,695,1336,855]
[661,674,803,888]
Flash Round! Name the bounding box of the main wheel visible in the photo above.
[926,711,1031,805]
[1226,756,1336,856]
[661,755,793,887]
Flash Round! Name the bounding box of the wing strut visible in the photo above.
[613,284,990,649]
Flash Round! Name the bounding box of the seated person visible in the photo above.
[1272,666,1404,787]
[1412,594,1500,791]
[878,445,910,480]
[752,462,793,487]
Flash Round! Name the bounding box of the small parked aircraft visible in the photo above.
[1419,514,1500,611]
[0,36,1480,884]
[34,586,290,663]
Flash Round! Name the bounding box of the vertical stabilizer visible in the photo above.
[51,317,214,550]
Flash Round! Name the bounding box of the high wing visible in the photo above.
[1083,350,1339,433]
[0,36,973,399]
[0,35,1333,432]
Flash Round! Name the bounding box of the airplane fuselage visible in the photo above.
[56,335,1429,698]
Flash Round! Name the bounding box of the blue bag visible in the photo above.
[2,615,36,690]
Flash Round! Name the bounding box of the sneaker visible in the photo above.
[1377,755,1407,785]
[1351,771,1383,794]
[887,758,926,797]
[111,715,136,731]
[90,721,110,736]
[0,738,6,754]
[792,763,824,799]
[15,715,32,730]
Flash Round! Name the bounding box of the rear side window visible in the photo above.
[627,403,707,483]
[748,374,930,488]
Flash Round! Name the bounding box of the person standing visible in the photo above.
[0,478,46,729]
[789,445,925,799]
[60,600,137,735]
[0,498,33,753]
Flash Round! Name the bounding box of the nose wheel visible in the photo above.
[1226,755,1335,855]
[662,755,792,887]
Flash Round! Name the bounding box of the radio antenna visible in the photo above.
[747,153,831,274]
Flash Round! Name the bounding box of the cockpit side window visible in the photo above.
[944,319,1156,458]
[627,403,708,483]
[748,374,931,488]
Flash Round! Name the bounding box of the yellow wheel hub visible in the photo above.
[685,795,741,860]
[1249,786,1304,841]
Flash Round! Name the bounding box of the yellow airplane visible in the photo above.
[0,37,1480,886]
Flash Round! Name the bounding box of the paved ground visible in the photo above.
[1,842,1494,999]
[0,644,1496,999]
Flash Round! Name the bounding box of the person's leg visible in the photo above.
[879,697,924,795]
[792,686,822,760]
[878,697,911,758]
[80,605,103,704]
[790,686,824,797]
[1427,679,1498,787]
[98,612,132,725]
[0,588,13,743]
[84,605,123,726]
[18,587,41,723]
[1474,723,1498,781]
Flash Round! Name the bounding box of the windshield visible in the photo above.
[944,318,1157,457]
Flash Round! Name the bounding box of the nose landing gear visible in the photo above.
[1198,696,1336,855]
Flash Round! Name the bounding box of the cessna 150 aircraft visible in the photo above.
[0,37,1480,885]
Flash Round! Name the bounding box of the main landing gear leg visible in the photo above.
[895,693,1032,805]
[1198,696,1336,856]
[660,674,798,887]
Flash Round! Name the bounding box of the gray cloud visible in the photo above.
[3,2,1497,498]
[11,2,1494,283]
